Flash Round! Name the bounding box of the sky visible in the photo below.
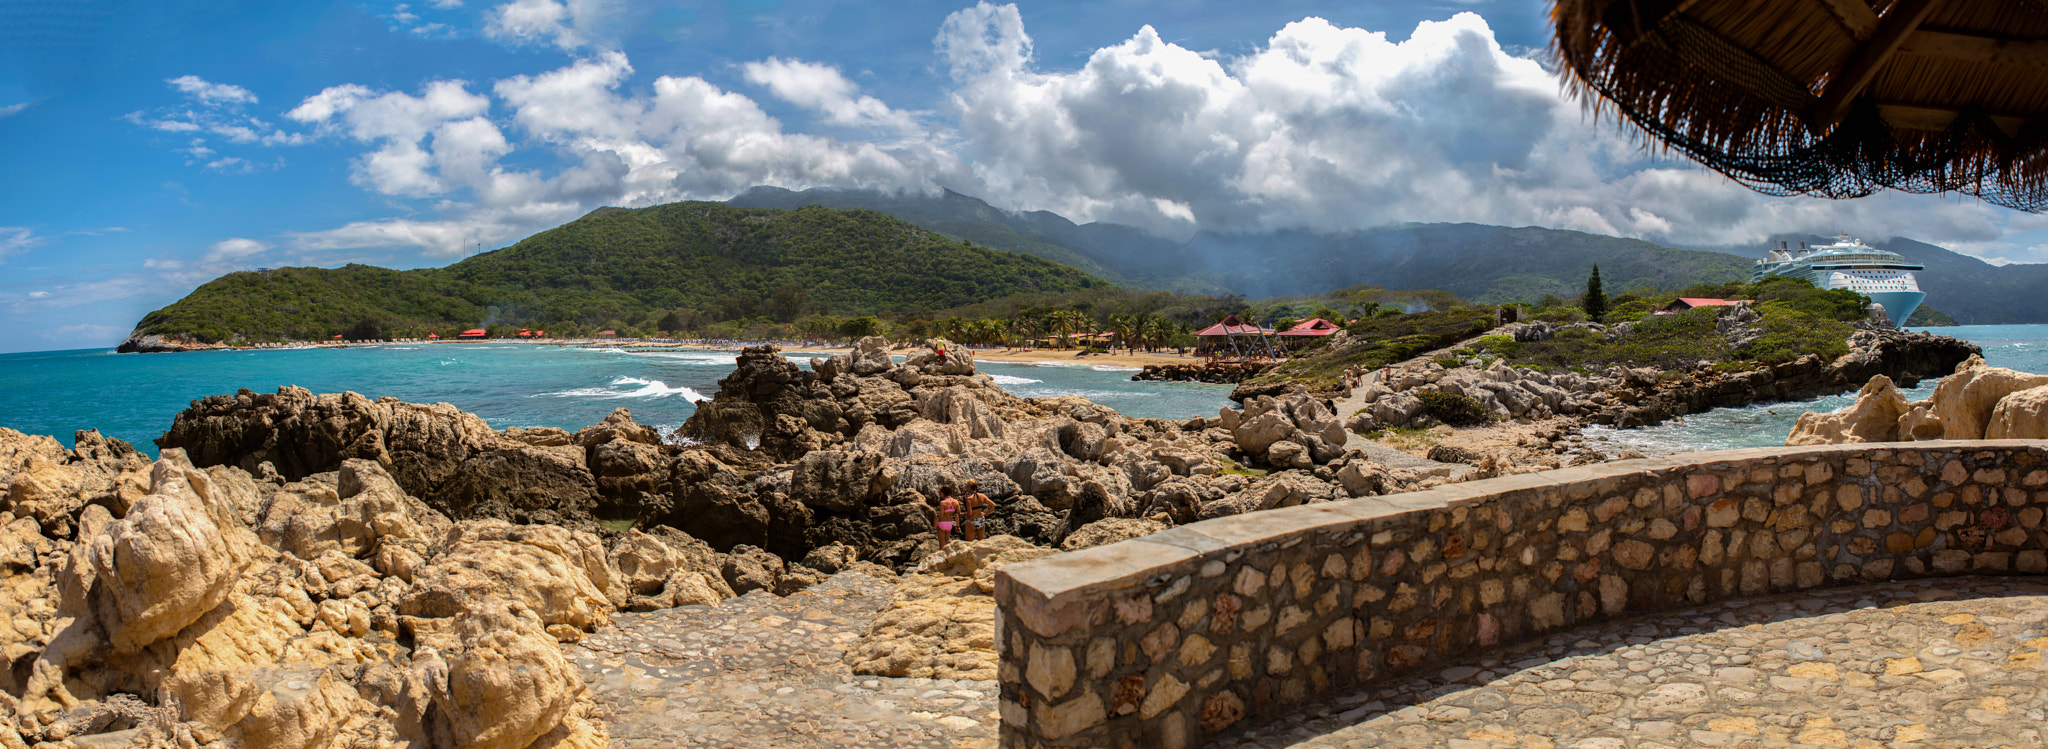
[2,0,2045,354]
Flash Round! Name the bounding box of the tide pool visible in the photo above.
[0,345,1235,455]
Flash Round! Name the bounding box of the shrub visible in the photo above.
[1416,390,1494,426]
[1434,357,1465,368]
[1477,334,1521,357]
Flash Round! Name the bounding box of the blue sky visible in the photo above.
[2,0,2043,354]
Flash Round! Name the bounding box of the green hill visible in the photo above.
[125,202,1107,343]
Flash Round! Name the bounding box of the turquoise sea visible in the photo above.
[3,325,2043,459]
[1588,324,2048,455]
[0,344,1235,456]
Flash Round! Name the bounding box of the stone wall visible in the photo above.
[991,441,2048,747]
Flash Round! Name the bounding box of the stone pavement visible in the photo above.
[565,572,998,749]
[1217,577,2048,749]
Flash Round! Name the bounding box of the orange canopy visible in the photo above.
[457,329,488,338]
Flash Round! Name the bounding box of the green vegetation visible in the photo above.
[129,202,1105,343]
[1415,391,1495,426]
[1253,275,1873,393]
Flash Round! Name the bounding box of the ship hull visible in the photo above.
[1866,290,1925,327]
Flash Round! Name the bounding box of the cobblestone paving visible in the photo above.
[566,572,997,749]
[1219,577,2048,749]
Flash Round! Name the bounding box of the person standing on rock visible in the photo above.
[962,480,994,542]
[935,484,961,547]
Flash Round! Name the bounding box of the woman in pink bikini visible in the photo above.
[934,483,961,547]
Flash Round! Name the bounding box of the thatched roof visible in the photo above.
[1553,0,2048,211]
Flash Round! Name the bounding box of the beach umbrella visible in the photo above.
[1552,0,2048,211]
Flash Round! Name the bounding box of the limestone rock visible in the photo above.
[1986,384,2048,439]
[416,601,592,749]
[1786,375,1913,445]
[903,339,976,376]
[401,521,616,635]
[849,336,894,376]
[1059,517,1168,551]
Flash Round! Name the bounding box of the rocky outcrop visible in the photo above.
[1132,362,1271,384]
[1789,355,2048,444]
[0,446,614,748]
[1359,325,1979,431]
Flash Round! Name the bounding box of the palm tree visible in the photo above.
[1007,315,1040,348]
[1050,310,1086,349]
[1105,313,1134,351]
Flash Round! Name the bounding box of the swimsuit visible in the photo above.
[938,521,955,531]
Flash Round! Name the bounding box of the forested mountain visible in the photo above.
[126,202,1104,343]
[729,187,1752,300]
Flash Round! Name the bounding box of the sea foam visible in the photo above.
[542,376,706,401]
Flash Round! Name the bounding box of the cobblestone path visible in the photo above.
[565,572,998,749]
[1219,577,2048,749]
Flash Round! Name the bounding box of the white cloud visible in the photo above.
[485,0,582,50]
[167,75,257,105]
[0,227,43,263]
[0,100,36,119]
[28,291,49,299]
[742,58,923,134]
[262,4,2035,264]
[430,0,463,7]
[206,237,271,262]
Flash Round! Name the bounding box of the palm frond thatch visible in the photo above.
[1552,0,2048,211]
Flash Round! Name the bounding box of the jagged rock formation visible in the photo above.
[0,433,673,747]
[1352,325,1979,431]
[1789,355,2048,444]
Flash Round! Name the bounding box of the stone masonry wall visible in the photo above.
[991,441,2048,748]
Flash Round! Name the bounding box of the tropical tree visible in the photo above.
[1583,265,1608,323]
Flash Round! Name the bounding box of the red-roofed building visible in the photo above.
[1660,298,1748,314]
[457,329,488,338]
[1193,315,1269,338]
[1277,318,1342,337]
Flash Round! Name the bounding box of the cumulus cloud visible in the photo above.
[0,227,43,263]
[205,237,271,262]
[742,58,922,135]
[259,3,2032,264]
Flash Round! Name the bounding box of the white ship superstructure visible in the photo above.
[1751,234,1925,327]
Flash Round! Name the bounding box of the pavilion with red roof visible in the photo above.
[457,329,488,339]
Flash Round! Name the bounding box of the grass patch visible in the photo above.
[1215,457,1269,478]
[596,518,638,533]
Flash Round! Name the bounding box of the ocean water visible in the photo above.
[0,345,1234,456]
[1587,324,2048,456]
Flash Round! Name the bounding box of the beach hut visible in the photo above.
[427,333,440,339]
[598,330,617,337]
[1552,0,2048,210]
[1660,298,1748,315]
[457,329,488,339]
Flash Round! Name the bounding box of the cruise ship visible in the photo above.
[1751,234,1925,327]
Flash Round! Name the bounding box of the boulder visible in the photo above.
[416,601,591,749]
[720,545,785,596]
[400,521,617,635]
[1924,356,2048,439]
[1059,517,1169,551]
[849,336,894,376]
[788,450,888,514]
[89,460,257,655]
[1369,392,1424,427]
[1986,385,2048,439]
[1785,375,1913,445]
[903,339,976,376]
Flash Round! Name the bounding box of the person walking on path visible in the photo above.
[961,480,994,542]
[934,484,961,547]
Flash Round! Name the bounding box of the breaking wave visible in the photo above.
[988,374,1043,386]
[540,377,706,401]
